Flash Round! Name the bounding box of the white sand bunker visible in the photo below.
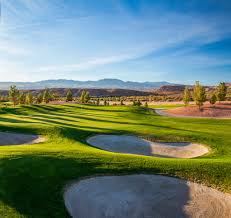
[64,174,231,218]
[0,132,45,146]
[87,135,209,158]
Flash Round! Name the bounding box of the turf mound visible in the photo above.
[87,135,208,158]
[0,132,45,146]
[64,175,231,218]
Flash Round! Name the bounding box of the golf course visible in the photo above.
[0,103,231,217]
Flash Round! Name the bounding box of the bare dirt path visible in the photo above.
[87,135,209,158]
[64,174,231,218]
[0,132,45,146]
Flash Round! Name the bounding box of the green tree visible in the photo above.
[104,100,107,106]
[96,98,100,106]
[210,93,217,106]
[183,86,190,106]
[9,85,19,107]
[85,91,90,103]
[193,81,206,110]
[26,92,33,105]
[133,100,142,106]
[216,82,227,102]
[137,100,142,106]
[120,100,124,106]
[43,88,51,104]
[19,92,26,105]
[144,101,148,108]
[66,89,73,102]
[80,90,86,103]
[36,93,43,104]
[52,92,60,101]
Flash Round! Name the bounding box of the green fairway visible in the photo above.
[0,104,230,218]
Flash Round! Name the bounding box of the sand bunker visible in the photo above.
[87,135,208,158]
[64,174,231,218]
[0,132,45,146]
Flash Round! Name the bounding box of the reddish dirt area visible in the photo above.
[166,102,231,118]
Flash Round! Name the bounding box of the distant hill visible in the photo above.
[0,88,154,97]
[155,85,187,93]
[0,79,176,90]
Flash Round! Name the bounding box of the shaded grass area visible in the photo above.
[0,104,231,217]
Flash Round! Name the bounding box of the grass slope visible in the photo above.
[0,104,231,217]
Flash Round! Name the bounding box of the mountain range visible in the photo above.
[0,79,176,90]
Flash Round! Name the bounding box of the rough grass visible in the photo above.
[0,104,230,218]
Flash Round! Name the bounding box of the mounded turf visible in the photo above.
[0,104,231,217]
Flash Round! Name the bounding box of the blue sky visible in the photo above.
[0,0,231,84]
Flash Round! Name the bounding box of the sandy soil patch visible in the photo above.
[0,132,45,146]
[64,174,231,218]
[157,102,231,118]
[87,135,208,158]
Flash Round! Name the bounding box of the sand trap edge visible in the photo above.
[0,131,46,146]
[63,174,231,218]
[86,134,210,158]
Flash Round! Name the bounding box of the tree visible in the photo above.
[80,90,86,103]
[210,93,217,106]
[19,92,26,105]
[36,93,43,104]
[137,100,142,106]
[85,91,90,103]
[43,88,51,104]
[133,100,142,106]
[52,92,60,101]
[96,98,100,106]
[193,81,206,110]
[66,89,73,102]
[183,86,190,106]
[216,82,227,102]
[9,85,19,107]
[26,92,33,105]
[104,100,107,106]
[144,101,148,108]
[120,100,124,106]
